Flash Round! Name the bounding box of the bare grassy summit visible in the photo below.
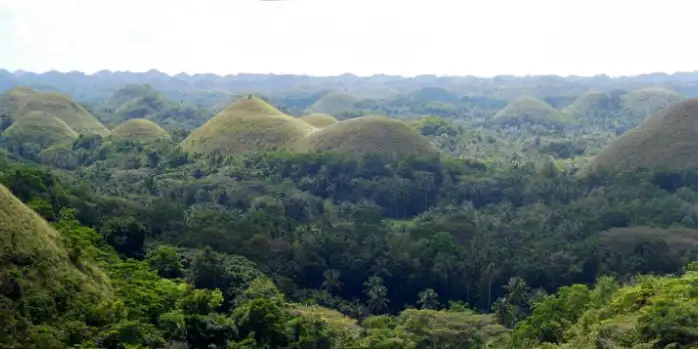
[2,111,79,148]
[299,113,339,128]
[591,98,698,172]
[493,95,573,127]
[110,119,171,142]
[0,87,109,136]
[294,115,439,158]
[181,96,315,155]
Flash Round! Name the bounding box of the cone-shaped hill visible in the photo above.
[2,111,79,148]
[181,96,315,155]
[306,91,360,115]
[0,87,109,136]
[566,91,621,121]
[591,98,698,172]
[300,113,339,128]
[493,95,573,127]
[0,184,111,343]
[294,115,439,158]
[620,87,685,123]
[110,119,172,142]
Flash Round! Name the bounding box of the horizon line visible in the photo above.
[4,68,698,80]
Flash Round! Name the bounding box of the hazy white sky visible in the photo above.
[0,0,695,77]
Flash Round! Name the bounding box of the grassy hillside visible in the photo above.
[566,91,620,122]
[181,96,315,155]
[295,115,438,157]
[0,184,111,345]
[2,111,79,148]
[620,87,685,124]
[110,118,172,142]
[299,113,339,128]
[306,91,360,115]
[0,87,109,136]
[493,95,574,127]
[591,98,698,171]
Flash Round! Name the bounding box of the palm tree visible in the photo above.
[417,288,440,310]
[364,276,389,314]
[321,269,343,295]
[504,277,529,307]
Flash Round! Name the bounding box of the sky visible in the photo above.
[0,0,696,77]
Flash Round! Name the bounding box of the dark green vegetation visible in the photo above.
[3,70,698,348]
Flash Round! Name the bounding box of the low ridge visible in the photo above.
[294,115,438,157]
[2,111,79,148]
[181,96,315,155]
[591,98,698,171]
[110,119,172,142]
[493,95,573,127]
[299,113,339,128]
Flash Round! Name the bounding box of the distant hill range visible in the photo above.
[4,69,698,105]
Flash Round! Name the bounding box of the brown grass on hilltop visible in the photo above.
[181,96,315,155]
[294,115,439,158]
[591,98,698,171]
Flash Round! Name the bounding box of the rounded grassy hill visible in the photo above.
[591,98,698,172]
[294,115,438,158]
[2,111,79,148]
[566,91,620,121]
[299,113,339,128]
[620,87,685,124]
[306,91,360,115]
[493,95,573,127]
[0,184,111,345]
[0,87,109,136]
[181,96,315,155]
[110,119,171,142]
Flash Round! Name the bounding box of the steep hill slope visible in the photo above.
[591,98,698,171]
[306,91,360,115]
[2,111,79,148]
[492,95,573,127]
[0,184,111,345]
[110,118,171,142]
[0,87,109,136]
[299,113,339,128]
[181,96,315,155]
[294,115,438,157]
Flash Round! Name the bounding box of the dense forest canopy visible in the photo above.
[3,70,698,348]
